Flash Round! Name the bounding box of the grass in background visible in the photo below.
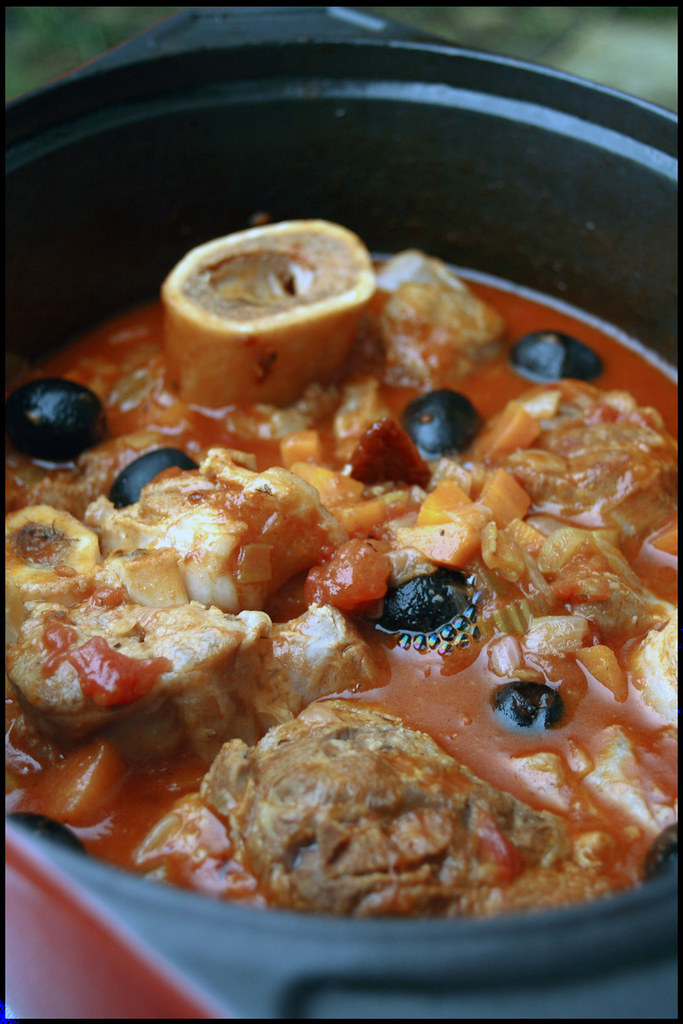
[5,6,678,110]
[5,7,181,99]
[365,7,677,110]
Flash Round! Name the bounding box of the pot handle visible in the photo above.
[67,6,434,76]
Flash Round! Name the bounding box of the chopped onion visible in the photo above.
[538,527,590,574]
[236,544,273,584]
[523,615,589,655]
[488,635,523,677]
[515,388,562,420]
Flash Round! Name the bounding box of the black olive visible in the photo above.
[378,569,472,634]
[643,824,677,881]
[509,331,603,382]
[109,448,199,507]
[400,389,482,459]
[492,681,564,730]
[8,812,86,853]
[5,377,106,461]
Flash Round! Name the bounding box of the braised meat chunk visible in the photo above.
[85,446,346,614]
[494,381,677,542]
[6,428,179,520]
[201,700,610,916]
[377,251,504,389]
[6,600,272,761]
[6,600,381,762]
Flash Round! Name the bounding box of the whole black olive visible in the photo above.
[109,447,199,507]
[5,377,106,461]
[378,569,472,634]
[400,389,481,459]
[492,681,564,730]
[8,812,86,853]
[509,331,603,382]
[643,823,677,881]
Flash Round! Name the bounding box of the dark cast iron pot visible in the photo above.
[5,8,677,1019]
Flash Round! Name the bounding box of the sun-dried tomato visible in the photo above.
[349,418,430,488]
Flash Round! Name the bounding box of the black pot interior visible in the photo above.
[6,8,677,369]
[5,7,678,1019]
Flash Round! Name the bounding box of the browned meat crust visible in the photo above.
[201,699,612,916]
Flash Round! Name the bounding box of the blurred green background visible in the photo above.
[5,6,678,112]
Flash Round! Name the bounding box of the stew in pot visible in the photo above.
[5,221,677,917]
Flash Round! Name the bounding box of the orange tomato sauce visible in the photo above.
[5,269,678,899]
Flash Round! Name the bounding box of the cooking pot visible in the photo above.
[5,7,677,1018]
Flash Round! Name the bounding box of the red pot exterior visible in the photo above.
[5,7,677,1019]
[6,829,225,1019]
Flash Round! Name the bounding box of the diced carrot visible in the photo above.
[290,462,365,507]
[506,516,546,556]
[576,645,628,703]
[478,468,531,528]
[334,498,387,536]
[42,738,128,826]
[334,491,410,537]
[472,400,542,458]
[396,504,490,568]
[651,518,678,556]
[280,430,324,468]
[416,480,472,527]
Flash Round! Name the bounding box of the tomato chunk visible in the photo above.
[42,613,78,675]
[67,637,171,707]
[475,810,525,882]
[304,539,392,613]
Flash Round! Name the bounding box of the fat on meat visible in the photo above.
[201,699,613,916]
[85,446,346,614]
[6,599,381,762]
[582,725,677,834]
[628,610,678,726]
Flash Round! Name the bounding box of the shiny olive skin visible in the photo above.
[109,447,199,507]
[400,389,481,459]
[509,330,603,382]
[643,823,677,881]
[492,681,564,730]
[8,812,86,853]
[378,569,472,634]
[5,377,106,461]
